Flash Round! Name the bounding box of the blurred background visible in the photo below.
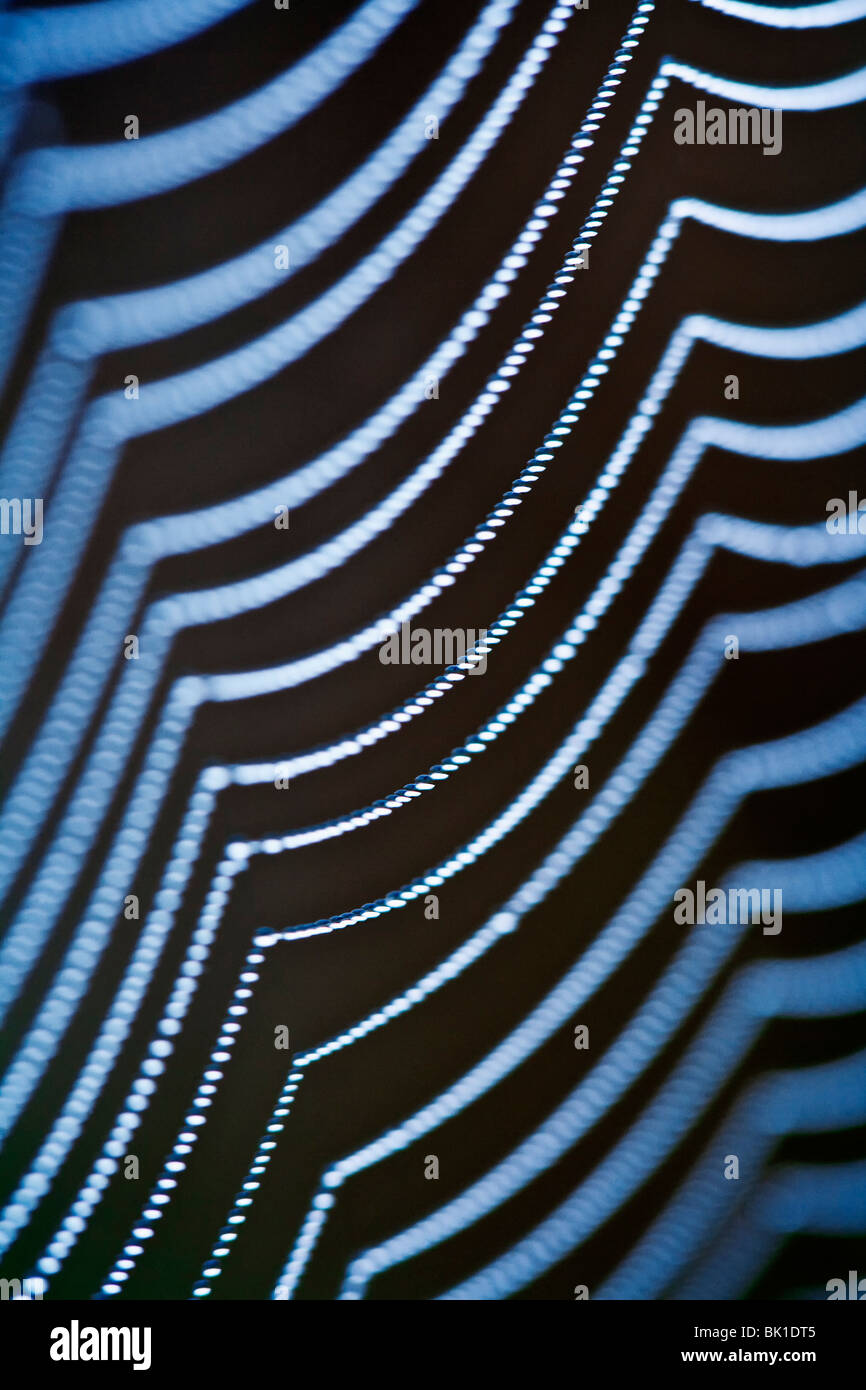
[0,0,864,1301]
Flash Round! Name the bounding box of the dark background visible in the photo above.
[0,0,864,1300]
